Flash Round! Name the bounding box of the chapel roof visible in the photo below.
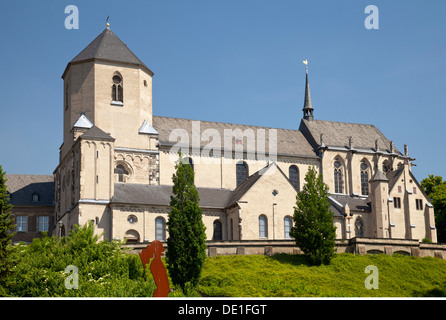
[300,118,402,155]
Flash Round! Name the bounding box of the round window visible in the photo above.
[127,215,138,224]
[113,75,122,84]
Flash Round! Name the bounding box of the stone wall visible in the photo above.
[125,238,446,260]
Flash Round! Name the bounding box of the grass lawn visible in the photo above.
[198,253,446,297]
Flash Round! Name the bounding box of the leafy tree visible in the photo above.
[290,166,336,265]
[166,154,207,293]
[421,174,446,243]
[0,165,16,294]
[4,223,161,297]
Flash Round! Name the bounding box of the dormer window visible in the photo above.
[32,192,40,203]
[111,73,123,105]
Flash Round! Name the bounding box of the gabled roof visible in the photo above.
[152,116,318,159]
[5,174,54,206]
[226,168,264,208]
[386,167,404,191]
[63,28,153,77]
[226,163,296,208]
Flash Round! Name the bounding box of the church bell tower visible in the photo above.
[54,24,159,240]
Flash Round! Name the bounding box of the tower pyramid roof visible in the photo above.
[63,27,153,77]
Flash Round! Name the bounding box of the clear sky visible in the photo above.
[0,0,445,182]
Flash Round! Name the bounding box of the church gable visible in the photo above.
[232,163,298,240]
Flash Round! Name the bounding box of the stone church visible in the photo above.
[7,26,437,244]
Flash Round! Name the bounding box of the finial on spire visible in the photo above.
[302,59,314,121]
[106,16,110,28]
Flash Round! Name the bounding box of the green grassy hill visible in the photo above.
[198,253,446,297]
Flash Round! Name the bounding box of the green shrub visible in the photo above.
[3,223,158,297]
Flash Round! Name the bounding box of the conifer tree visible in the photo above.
[290,166,336,265]
[166,155,207,293]
[0,165,16,292]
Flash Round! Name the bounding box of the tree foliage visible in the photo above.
[166,154,207,293]
[290,166,336,265]
[2,223,158,297]
[421,174,446,243]
[0,165,15,293]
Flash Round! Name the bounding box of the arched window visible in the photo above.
[155,217,166,241]
[289,165,299,191]
[284,216,292,239]
[360,161,369,196]
[355,217,364,238]
[236,161,249,187]
[124,229,140,244]
[111,73,123,104]
[259,215,268,238]
[334,160,343,194]
[114,165,129,182]
[213,220,222,241]
[382,160,391,174]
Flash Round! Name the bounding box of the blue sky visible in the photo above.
[0,1,445,182]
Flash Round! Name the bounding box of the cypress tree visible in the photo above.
[166,155,207,293]
[0,165,16,293]
[290,166,336,265]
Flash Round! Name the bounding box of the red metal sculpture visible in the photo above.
[139,240,170,297]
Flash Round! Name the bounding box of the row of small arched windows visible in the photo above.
[212,216,293,240]
[259,215,293,239]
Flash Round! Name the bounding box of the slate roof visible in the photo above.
[5,174,54,206]
[329,194,371,213]
[80,126,115,141]
[111,183,233,209]
[63,28,153,77]
[225,167,265,208]
[152,116,318,159]
[386,167,404,191]
[300,119,402,155]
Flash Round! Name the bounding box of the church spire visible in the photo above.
[302,60,314,121]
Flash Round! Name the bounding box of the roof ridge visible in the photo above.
[153,115,301,132]
[309,119,376,127]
